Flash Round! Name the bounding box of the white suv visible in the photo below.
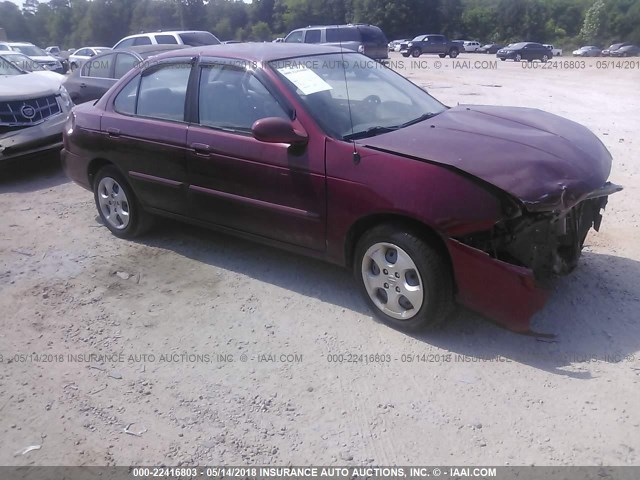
[463,41,482,52]
[113,31,221,49]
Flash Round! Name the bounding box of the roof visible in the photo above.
[123,30,212,37]
[152,42,347,63]
[118,45,189,57]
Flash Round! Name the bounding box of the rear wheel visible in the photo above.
[438,54,446,58]
[449,48,459,58]
[93,166,153,239]
[354,224,453,331]
[515,54,522,62]
[542,54,549,62]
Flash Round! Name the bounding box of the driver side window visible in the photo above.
[198,64,289,132]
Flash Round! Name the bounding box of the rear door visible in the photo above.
[100,60,193,214]
[76,53,117,103]
[185,60,327,251]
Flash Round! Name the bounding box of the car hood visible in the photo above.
[31,70,66,84]
[0,73,61,101]
[359,105,613,212]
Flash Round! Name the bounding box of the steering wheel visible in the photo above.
[363,95,381,105]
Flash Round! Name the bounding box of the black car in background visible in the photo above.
[609,45,640,57]
[477,43,503,54]
[601,42,631,56]
[63,45,187,104]
[496,42,551,62]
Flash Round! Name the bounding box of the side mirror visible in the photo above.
[252,117,308,145]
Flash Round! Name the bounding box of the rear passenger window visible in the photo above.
[155,35,178,45]
[304,30,321,44]
[136,63,191,121]
[326,28,360,42]
[114,53,137,78]
[359,27,385,44]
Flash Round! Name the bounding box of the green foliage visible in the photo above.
[0,0,638,49]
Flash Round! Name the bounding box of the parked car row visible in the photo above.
[1,30,221,167]
[573,43,639,57]
[0,41,65,73]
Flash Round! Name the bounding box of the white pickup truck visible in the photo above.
[543,44,563,56]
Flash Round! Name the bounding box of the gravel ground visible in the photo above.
[1,53,639,466]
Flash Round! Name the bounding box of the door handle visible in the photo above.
[106,127,120,137]
[191,143,211,156]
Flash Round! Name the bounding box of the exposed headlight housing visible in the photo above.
[358,44,365,53]
[408,42,414,46]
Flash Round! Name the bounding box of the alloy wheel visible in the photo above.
[97,177,130,230]
[361,242,424,320]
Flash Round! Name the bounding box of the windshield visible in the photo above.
[0,56,24,75]
[11,45,48,57]
[270,53,447,140]
[4,53,44,71]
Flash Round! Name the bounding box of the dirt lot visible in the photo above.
[1,53,639,467]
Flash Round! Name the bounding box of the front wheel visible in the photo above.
[93,166,153,239]
[449,49,459,58]
[438,54,446,58]
[411,48,421,58]
[542,54,549,62]
[354,224,453,331]
[515,54,522,62]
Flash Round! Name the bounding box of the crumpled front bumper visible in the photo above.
[0,112,67,162]
[447,238,549,333]
[447,184,621,333]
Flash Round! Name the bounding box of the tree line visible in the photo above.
[1,0,638,50]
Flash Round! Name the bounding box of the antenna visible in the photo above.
[337,24,360,164]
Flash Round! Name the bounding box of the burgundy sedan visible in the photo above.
[61,43,621,333]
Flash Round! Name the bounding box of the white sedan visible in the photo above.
[68,46,112,71]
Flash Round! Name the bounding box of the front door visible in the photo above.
[186,61,326,251]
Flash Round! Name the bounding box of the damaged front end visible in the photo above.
[451,182,622,332]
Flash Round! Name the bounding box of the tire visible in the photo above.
[500,58,505,61]
[70,62,78,71]
[438,54,446,58]
[449,48,459,58]
[515,54,522,62]
[401,52,410,58]
[411,48,421,58]
[354,224,453,332]
[542,54,549,63]
[93,166,153,239]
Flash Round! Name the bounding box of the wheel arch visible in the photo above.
[344,213,454,288]
[87,158,116,188]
